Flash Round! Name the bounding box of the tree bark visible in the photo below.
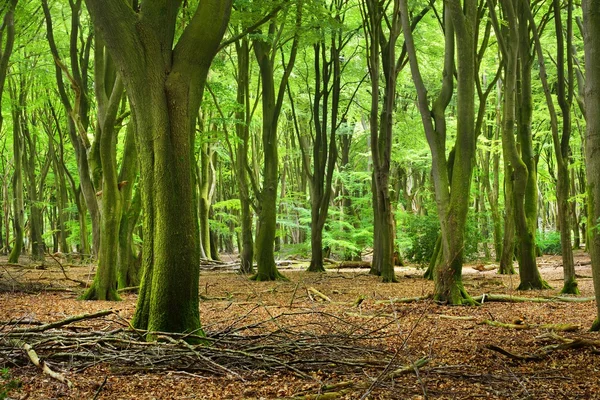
[84,0,232,336]
[582,0,600,330]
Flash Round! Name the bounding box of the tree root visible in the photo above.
[559,278,580,295]
[516,279,552,290]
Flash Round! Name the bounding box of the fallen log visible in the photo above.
[326,261,371,269]
[480,320,580,332]
[473,293,595,303]
[486,332,600,361]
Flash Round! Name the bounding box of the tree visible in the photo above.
[402,0,479,303]
[42,0,99,257]
[489,0,549,289]
[291,0,356,272]
[80,35,125,301]
[84,0,232,336]
[582,0,600,330]
[250,1,302,281]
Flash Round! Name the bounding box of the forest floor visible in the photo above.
[0,250,599,399]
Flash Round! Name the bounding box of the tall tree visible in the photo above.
[250,1,302,281]
[292,0,355,272]
[489,0,549,289]
[42,0,99,257]
[80,35,125,301]
[84,0,232,336]
[582,0,600,330]
[402,0,479,303]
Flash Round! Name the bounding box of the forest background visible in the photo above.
[1,0,600,397]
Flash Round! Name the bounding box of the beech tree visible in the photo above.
[402,0,479,303]
[83,0,232,336]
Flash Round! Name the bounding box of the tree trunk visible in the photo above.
[117,123,141,288]
[85,0,232,336]
[250,5,302,281]
[583,0,600,330]
[81,39,125,301]
[8,90,24,264]
[234,37,254,275]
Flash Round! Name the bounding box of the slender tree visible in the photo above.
[402,0,479,303]
[250,1,302,281]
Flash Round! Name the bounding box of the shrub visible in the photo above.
[536,231,562,255]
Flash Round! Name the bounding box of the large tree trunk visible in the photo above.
[402,0,477,303]
[553,0,578,294]
[490,0,547,288]
[582,0,600,330]
[84,0,232,336]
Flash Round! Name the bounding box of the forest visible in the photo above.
[0,0,600,398]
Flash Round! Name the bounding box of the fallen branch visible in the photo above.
[17,341,72,387]
[326,261,371,269]
[6,310,114,333]
[486,332,600,361]
[480,320,580,332]
[473,293,595,304]
[47,252,88,287]
[307,287,331,302]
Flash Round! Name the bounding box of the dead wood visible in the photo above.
[473,293,595,303]
[326,261,371,269]
[16,340,73,387]
[307,287,331,302]
[486,332,600,361]
[4,310,114,333]
[480,320,580,331]
[47,252,88,287]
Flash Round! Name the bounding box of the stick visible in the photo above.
[474,293,595,303]
[307,287,331,302]
[47,251,88,287]
[92,376,108,400]
[9,310,114,333]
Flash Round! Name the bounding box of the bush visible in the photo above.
[537,231,562,255]
[397,212,439,264]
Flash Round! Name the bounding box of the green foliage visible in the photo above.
[0,368,20,400]
[537,231,562,255]
[397,211,439,264]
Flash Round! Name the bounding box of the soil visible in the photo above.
[0,250,599,399]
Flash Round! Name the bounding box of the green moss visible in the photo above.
[517,279,552,291]
[381,273,398,283]
[591,318,600,332]
[250,269,289,281]
[498,264,516,275]
[79,283,121,301]
[307,263,326,273]
[434,283,478,306]
[559,277,580,295]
